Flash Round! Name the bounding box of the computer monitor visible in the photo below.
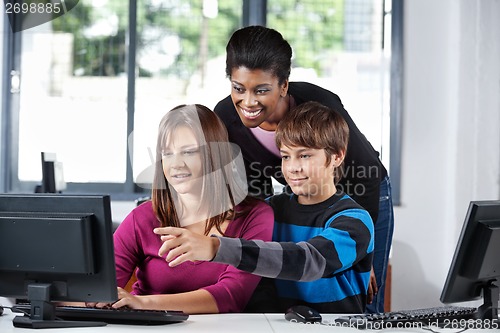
[0,193,117,329]
[39,152,66,193]
[440,200,500,321]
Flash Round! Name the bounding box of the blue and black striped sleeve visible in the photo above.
[212,208,373,282]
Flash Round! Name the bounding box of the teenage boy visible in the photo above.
[155,101,374,314]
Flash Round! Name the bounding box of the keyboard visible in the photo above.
[334,305,483,329]
[13,304,189,326]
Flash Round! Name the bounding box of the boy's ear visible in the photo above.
[333,150,346,167]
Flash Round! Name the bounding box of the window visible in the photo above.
[4,0,242,197]
[267,0,391,170]
[17,1,129,185]
[132,1,241,186]
[1,0,401,203]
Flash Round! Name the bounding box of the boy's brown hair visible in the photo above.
[275,101,349,184]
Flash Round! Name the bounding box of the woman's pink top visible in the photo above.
[113,200,273,313]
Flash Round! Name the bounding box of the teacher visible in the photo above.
[213,25,393,314]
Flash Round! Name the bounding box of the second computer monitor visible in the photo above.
[440,200,500,321]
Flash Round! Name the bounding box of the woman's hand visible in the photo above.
[110,287,146,309]
[367,267,378,304]
[86,288,144,309]
[153,227,220,267]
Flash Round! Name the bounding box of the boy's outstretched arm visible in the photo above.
[155,226,326,280]
[155,211,373,282]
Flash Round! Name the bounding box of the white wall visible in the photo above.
[391,0,500,310]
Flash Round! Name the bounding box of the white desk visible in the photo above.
[1,311,499,332]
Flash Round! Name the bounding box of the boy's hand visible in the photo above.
[153,227,220,267]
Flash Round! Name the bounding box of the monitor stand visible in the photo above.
[12,284,107,329]
[476,281,499,321]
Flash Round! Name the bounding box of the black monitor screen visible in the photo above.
[0,193,117,328]
[440,200,500,321]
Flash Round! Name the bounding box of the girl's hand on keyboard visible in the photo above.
[86,301,111,308]
[85,288,140,309]
[111,287,146,310]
